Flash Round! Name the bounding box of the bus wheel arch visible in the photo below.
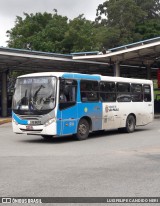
[75,117,92,140]
[125,113,136,133]
[82,116,92,131]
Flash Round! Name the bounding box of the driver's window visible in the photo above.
[59,79,77,110]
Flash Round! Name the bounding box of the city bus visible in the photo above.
[12,72,154,140]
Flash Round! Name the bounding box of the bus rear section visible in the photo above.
[100,77,154,133]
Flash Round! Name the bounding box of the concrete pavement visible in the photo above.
[0,120,160,204]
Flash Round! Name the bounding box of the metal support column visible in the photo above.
[114,62,120,77]
[1,72,8,117]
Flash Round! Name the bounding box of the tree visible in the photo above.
[7,12,68,53]
[96,0,145,26]
[135,19,160,39]
[7,12,102,53]
[95,0,160,48]
[135,0,160,39]
[135,0,160,19]
[96,0,146,47]
[62,15,100,53]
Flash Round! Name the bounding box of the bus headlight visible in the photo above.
[44,118,55,127]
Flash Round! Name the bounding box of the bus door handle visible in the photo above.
[148,104,152,106]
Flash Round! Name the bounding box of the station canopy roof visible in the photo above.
[0,37,160,76]
[73,37,160,68]
[0,47,108,74]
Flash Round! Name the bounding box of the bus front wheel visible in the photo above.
[125,115,136,133]
[76,118,89,140]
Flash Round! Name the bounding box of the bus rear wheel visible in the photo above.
[125,115,136,133]
[41,135,53,141]
[76,118,89,140]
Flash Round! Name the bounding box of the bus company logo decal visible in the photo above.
[105,106,109,113]
[108,105,119,112]
[84,107,88,113]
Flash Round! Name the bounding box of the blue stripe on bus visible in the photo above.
[62,73,101,80]
[12,112,28,125]
[77,102,102,131]
[56,76,103,136]
[56,102,102,136]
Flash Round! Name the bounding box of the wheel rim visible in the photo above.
[128,118,134,130]
[78,123,87,136]
[128,120,132,128]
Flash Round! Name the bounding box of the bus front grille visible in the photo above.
[18,115,42,121]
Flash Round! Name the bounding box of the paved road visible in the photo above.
[0,120,160,205]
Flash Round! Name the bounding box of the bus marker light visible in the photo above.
[44,118,55,127]
[84,107,88,112]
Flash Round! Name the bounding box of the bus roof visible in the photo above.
[17,72,101,80]
[18,72,152,84]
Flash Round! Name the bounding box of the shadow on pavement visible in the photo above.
[19,127,151,144]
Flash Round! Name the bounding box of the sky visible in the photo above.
[0,0,104,47]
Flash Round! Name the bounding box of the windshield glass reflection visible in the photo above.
[12,77,56,115]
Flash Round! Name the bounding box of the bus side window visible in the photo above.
[99,81,116,102]
[117,83,131,102]
[80,80,99,102]
[131,84,143,102]
[143,84,151,102]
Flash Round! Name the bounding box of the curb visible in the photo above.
[0,119,12,125]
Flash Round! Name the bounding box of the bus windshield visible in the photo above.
[12,77,56,115]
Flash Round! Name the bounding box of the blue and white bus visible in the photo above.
[12,72,154,140]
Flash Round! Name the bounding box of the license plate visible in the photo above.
[29,120,41,125]
[26,125,33,130]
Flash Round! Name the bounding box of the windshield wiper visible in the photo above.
[33,85,45,99]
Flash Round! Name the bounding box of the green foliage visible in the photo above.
[135,19,160,39]
[63,15,100,53]
[7,12,68,53]
[135,0,160,19]
[96,0,160,48]
[7,12,101,53]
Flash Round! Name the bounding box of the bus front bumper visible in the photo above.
[12,120,57,136]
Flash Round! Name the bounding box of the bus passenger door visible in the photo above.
[57,79,78,136]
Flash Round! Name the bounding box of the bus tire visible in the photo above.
[76,118,89,140]
[125,115,135,133]
[41,135,53,141]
